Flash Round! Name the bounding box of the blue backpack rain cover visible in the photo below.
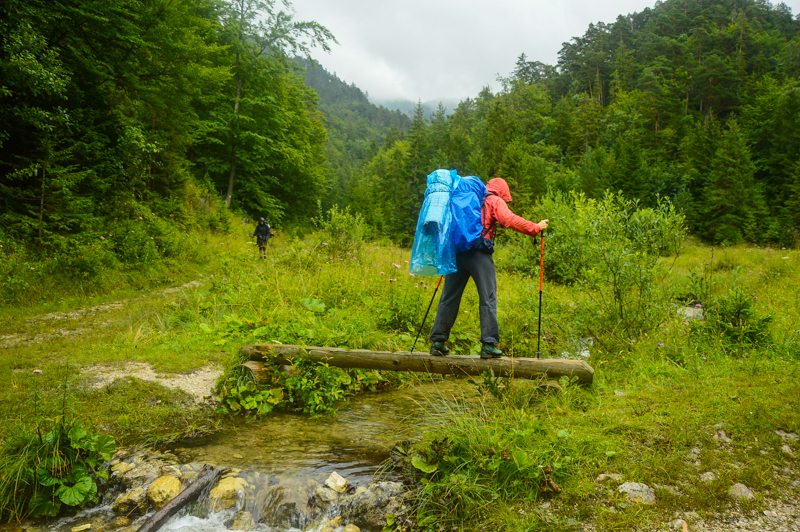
[410,169,461,276]
[450,176,487,254]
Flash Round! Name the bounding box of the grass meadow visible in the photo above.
[1,214,799,529]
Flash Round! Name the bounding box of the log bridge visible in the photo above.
[240,344,594,384]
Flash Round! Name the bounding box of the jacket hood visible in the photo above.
[259,217,266,223]
[486,178,512,202]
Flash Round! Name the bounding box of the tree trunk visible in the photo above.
[225,47,243,208]
[135,465,223,532]
[240,344,594,384]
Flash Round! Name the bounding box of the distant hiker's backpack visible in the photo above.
[410,169,461,276]
[450,176,488,254]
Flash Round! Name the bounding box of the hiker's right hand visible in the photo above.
[537,219,549,231]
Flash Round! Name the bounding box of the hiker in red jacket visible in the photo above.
[429,177,549,359]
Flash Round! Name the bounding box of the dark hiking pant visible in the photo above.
[429,249,499,345]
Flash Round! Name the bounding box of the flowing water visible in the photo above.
[25,377,475,532]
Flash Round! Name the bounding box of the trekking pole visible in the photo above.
[536,231,546,359]
[410,275,444,353]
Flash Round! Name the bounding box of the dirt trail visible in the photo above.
[2,280,221,402]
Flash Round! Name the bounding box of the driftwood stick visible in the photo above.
[240,344,594,384]
[136,465,223,532]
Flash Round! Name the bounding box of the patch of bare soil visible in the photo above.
[82,362,221,403]
[0,280,201,349]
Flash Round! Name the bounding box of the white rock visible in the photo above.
[713,430,732,443]
[72,525,92,532]
[614,390,626,398]
[775,430,799,442]
[325,471,349,493]
[618,482,656,504]
[596,473,623,484]
[700,471,717,482]
[781,444,795,456]
[728,483,755,501]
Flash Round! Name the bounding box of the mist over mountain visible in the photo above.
[371,98,462,118]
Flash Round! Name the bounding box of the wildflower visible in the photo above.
[414,284,419,288]
[138,216,143,220]
[695,303,702,308]
[702,357,707,361]
[680,346,684,349]
[404,260,409,264]
[99,236,105,240]
[322,242,328,246]
[657,343,664,347]
[33,369,42,374]
[392,263,401,269]
[630,339,636,343]
[389,279,397,283]
[319,267,323,270]
[380,272,385,275]
[151,237,154,240]
[753,296,758,302]
[409,273,415,277]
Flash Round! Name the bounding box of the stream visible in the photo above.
[25,377,475,532]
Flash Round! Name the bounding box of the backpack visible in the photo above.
[410,169,461,276]
[450,176,488,254]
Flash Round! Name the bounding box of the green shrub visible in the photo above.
[313,203,369,258]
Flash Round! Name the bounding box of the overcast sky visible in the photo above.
[291,0,800,105]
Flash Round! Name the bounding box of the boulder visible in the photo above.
[312,484,339,510]
[617,482,655,505]
[111,462,135,475]
[209,476,248,512]
[225,510,256,531]
[118,458,165,489]
[112,486,148,515]
[147,475,182,509]
[160,465,182,478]
[340,481,406,531]
[325,471,349,493]
[343,525,361,532]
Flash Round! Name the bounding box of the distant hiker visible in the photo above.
[251,218,272,259]
[429,178,549,359]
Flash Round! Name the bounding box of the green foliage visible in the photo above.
[312,203,369,258]
[693,279,773,350]
[217,353,389,416]
[0,369,115,521]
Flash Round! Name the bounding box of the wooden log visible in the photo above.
[240,344,594,384]
[136,465,223,532]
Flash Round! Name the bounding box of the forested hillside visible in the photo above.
[338,0,800,246]
[0,0,334,300]
[0,0,332,246]
[299,59,411,210]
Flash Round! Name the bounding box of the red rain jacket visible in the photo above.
[481,178,541,240]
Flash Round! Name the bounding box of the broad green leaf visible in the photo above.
[56,475,94,506]
[37,467,62,487]
[95,435,116,460]
[68,425,89,445]
[29,489,61,517]
[411,456,438,474]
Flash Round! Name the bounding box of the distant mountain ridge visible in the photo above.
[372,98,461,118]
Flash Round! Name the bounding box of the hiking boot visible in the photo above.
[430,341,450,356]
[480,343,503,359]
